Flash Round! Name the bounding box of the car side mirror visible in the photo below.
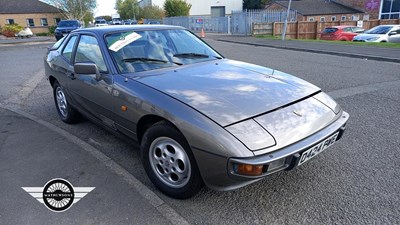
[74,62,101,81]
[388,31,397,36]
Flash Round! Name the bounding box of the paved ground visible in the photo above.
[0,36,399,224]
[0,43,187,225]
[0,108,171,225]
[204,33,400,63]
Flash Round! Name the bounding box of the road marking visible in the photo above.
[327,79,400,99]
[0,104,190,225]
[3,68,45,106]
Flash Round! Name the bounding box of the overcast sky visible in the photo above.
[94,0,117,17]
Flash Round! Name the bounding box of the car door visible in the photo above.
[388,28,400,43]
[49,35,79,104]
[341,27,354,41]
[68,34,115,127]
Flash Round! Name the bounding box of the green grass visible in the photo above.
[255,35,400,48]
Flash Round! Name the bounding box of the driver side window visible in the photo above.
[75,35,108,72]
[62,36,77,63]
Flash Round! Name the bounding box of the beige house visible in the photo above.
[0,0,63,33]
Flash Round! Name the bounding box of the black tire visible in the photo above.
[141,121,203,199]
[53,81,80,124]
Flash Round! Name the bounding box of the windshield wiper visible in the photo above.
[122,57,182,65]
[173,53,222,59]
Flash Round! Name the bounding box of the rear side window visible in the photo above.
[392,28,400,34]
[343,27,352,32]
[323,28,338,33]
[62,35,77,63]
[75,35,108,72]
[352,27,364,33]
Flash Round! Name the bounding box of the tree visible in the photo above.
[243,0,272,9]
[83,11,94,27]
[115,0,140,20]
[163,0,191,17]
[98,15,112,21]
[45,0,97,21]
[138,5,165,20]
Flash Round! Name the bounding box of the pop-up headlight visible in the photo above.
[226,120,276,151]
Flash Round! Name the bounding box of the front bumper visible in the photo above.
[228,111,349,180]
[197,111,349,191]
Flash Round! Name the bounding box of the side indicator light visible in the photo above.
[234,164,264,176]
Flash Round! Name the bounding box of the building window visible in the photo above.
[26,18,35,27]
[41,18,48,26]
[351,15,359,21]
[211,6,226,17]
[320,17,326,22]
[331,16,337,21]
[55,18,61,25]
[308,17,315,22]
[381,0,400,19]
[6,19,15,24]
[341,16,347,21]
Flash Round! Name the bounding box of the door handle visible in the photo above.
[67,72,75,80]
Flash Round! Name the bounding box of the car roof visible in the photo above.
[70,25,185,36]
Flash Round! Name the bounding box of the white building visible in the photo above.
[139,0,242,16]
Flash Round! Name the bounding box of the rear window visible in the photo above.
[323,28,338,33]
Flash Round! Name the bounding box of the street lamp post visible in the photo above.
[281,0,293,41]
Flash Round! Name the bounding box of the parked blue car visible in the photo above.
[54,20,81,41]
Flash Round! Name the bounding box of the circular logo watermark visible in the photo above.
[22,178,95,212]
[43,179,75,212]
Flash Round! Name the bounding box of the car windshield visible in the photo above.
[106,29,222,73]
[96,20,106,24]
[58,21,78,27]
[365,26,392,34]
[50,36,66,49]
[323,28,338,33]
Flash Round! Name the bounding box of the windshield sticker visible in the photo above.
[108,32,142,52]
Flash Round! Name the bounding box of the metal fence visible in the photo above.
[163,16,229,33]
[230,9,298,35]
[163,9,297,35]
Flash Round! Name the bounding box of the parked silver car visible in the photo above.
[44,25,349,198]
[353,25,400,42]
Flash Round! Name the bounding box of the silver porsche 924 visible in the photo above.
[44,25,349,199]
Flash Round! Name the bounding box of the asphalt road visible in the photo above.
[0,44,45,101]
[1,41,399,224]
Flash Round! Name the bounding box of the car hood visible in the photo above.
[133,59,320,126]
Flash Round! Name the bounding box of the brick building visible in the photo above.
[334,0,380,19]
[266,0,366,22]
[0,0,63,34]
[267,0,400,20]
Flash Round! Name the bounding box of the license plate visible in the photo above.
[298,132,339,166]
